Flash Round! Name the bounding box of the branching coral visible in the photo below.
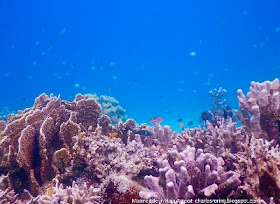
[236,78,280,145]
[235,136,280,203]
[0,188,18,203]
[35,179,101,204]
[175,119,246,158]
[209,87,227,110]
[0,79,280,203]
[140,145,241,199]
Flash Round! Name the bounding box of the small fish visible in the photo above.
[179,123,184,129]
[187,121,193,126]
[150,116,164,125]
[177,118,183,122]
[175,157,180,161]
[110,132,119,137]
[135,130,153,136]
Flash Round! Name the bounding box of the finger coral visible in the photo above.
[35,179,101,204]
[139,145,241,199]
[236,78,280,145]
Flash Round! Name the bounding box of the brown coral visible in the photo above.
[0,93,102,196]
[235,137,280,203]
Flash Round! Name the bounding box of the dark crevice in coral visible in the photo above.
[9,165,29,194]
[60,157,89,186]
[32,132,43,186]
[52,132,62,151]
[231,190,251,199]
[121,133,128,145]
[134,163,159,184]
[0,166,9,175]
[259,172,280,204]
[278,118,280,144]
[260,114,279,145]
[223,158,236,171]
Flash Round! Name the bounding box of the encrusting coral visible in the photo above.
[0,79,280,203]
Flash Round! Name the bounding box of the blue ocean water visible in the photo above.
[0,0,279,130]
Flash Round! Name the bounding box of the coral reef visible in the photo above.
[71,124,154,182]
[209,87,227,110]
[0,93,103,195]
[0,78,280,203]
[100,174,148,203]
[202,87,237,126]
[235,136,280,202]
[176,119,246,157]
[236,78,280,145]
[139,145,241,199]
[35,179,101,204]
[88,93,127,124]
[0,93,157,202]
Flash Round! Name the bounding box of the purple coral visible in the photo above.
[236,78,280,145]
[0,79,280,203]
[140,145,241,199]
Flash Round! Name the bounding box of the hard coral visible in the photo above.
[1,79,280,203]
[140,145,241,199]
[236,78,280,145]
[176,119,246,157]
[235,136,280,203]
[73,124,154,182]
[0,93,101,195]
[88,93,127,124]
[101,174,148,203]
[35,179,101,204]
[74,94,102,130]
